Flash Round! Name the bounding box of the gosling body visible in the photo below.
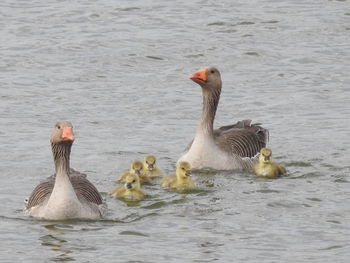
[118,160,151,184]
[142,154,163,179]
[111,173,145,201]
[161,161,194,191]
[254,148,286,178]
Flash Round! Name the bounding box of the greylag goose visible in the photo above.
[110,173,145,201]
[161,161,195,191]
[25,122,106,220]
[178,67,268,170]
[253,148,286,178]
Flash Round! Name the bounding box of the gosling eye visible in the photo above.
[132,180,136,183]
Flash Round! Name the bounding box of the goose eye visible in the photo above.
[210,70,215,74]
[57,125,61,129]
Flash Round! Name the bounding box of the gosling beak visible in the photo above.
[189,68,207,85]
[126,183,132,189]
[185,171,192,177]
[62,127,75,141]
[264,156,270,162]
[148,164,154,170]
[135,170,141,175]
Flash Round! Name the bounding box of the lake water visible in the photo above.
[1,0,350,262]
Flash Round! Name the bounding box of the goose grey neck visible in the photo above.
[198,87,221,135]
[51,142,71,175]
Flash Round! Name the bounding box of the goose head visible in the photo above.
[176,161,192,180]
[124,173,141,191]
[50,121,75,145]
[189,66,222,91]
[144,154,156,171]
[130,160,143,176]
[259,148,273,164]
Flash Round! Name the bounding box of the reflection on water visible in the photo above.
[40,225,74,262]
[39,223,106,262]
[119,230,149,237]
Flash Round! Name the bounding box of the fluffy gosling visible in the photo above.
[118,160,151,184]
[142,154,163,179]
[161,161,194,191]
[110,173,145,201]
[254,148,286,178]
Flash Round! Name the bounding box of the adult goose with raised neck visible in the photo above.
[178,67,268,170]
[25,122,106,220]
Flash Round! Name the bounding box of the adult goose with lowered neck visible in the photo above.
[178,67,268,170]
[25,122,106,220]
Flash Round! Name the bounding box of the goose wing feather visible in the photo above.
[26,176,54,209]
[214,120,269,158]
[70,170,103,205]
[26,169,102,209]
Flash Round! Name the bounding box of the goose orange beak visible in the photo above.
[62,127,75,141]
[189,68,207,85]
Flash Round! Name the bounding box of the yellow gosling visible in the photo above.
[254,148,286,178]
[161,161,195,191]
[118,160,152,184]
[110,173,145,201]
[142,154,163,179]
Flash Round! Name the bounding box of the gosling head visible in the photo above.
[176,161,192,179]
[144,154,156,171]
[50,121,75,145]
[130,160,143,176]
[189,66,222,91]
[259,148,273,164]
[124,173,141,190]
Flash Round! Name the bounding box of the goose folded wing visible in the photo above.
[214,121,269,158]
[70,174,103,205]
[26,170,102,209]
[26,176,55,209]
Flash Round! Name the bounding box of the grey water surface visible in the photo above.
[1,0,350,262]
